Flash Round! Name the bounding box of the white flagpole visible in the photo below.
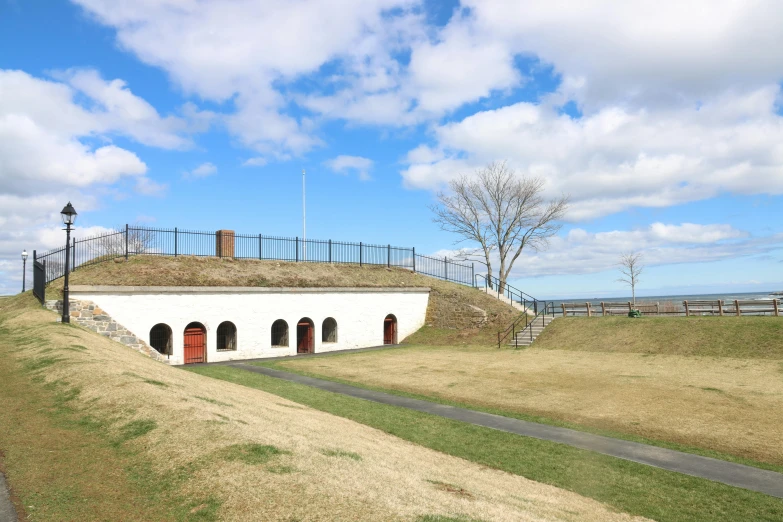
[302,169,306,261]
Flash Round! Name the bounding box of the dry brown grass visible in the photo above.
[279,344,783,466]
[47,255,519,342]
[0,295,645,522]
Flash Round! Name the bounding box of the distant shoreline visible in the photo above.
[544,291,780,304]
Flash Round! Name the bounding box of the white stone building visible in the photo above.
[69,285,430,365]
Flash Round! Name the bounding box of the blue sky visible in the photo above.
[1,0,782,298]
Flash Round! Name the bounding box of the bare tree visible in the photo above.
[430,161,569,291]
[617,252,644,306]
[89,224,154,259]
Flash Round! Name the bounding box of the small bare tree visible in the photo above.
[618,252,644,306]
[430,161,568,292]
[89,224,154,259]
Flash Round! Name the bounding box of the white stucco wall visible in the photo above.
[70,286,430,365]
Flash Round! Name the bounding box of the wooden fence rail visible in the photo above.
[683,299,780,317]
[560,299,780,317]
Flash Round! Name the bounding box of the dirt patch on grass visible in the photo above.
[47,256,519,344]
[428,480,475,500]
[279,344,783,466]
[0,294,645,522]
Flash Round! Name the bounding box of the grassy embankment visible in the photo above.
[270,316,783,468]
[1,293,637,522]
[190,363,783,522]
[47,255,521,345]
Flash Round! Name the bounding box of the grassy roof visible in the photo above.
[47,256,520,345]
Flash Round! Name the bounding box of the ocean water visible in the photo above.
[545,291,779,306]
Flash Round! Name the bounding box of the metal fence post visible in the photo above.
[259,234,262,260]
[174,227,178,257]
[328,239,332,263]
[444,256,448,281]
[359,242,363,266]
[387,244,391,267]
[125,224,129,259]
[471,263,475,287]
[412,248,416,272]
[295,237,299,262]
[72,237,76,271]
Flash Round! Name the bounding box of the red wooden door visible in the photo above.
[383,317,396,345]
[184,325,206,364]
[297,322,313,353]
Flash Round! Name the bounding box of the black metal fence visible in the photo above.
[33,225,477,302]
[33,258,46,304]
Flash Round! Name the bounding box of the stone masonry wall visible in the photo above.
[45,299,168,363]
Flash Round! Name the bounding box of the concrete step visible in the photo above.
[506,316,559,347]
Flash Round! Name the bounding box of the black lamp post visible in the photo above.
[60,202,77,324]
[21,250,28,293]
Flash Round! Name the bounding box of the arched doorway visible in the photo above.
[184,322,206,364]
[383,314,397,345]
[297,317,314,354]
[149,323,173,355]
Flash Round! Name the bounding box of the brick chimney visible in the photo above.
[216,230,235,258]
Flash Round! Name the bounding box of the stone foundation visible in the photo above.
[45,299,168,363]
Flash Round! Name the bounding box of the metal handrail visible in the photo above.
[497,302,556,349]
[475,273,539,313]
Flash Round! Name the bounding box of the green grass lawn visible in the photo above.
[267,315,783,468]
[255,356,783,474]
[535,316,783,359]
[187,364,783,522]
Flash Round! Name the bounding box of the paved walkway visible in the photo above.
[193,344,404,366]
[230,363,783,499]
[0,472,17,522]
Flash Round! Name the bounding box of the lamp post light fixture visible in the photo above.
[60,202,77,324]
[21,250,28,293]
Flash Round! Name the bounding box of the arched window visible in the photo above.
[383,314,397,345]
[297,317,315,354]
[217,321,237,351]
[149,323,172,355]
[322,317,337,343]
[271,320,289,347]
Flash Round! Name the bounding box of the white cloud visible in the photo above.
[57,0,783,230]
[0,68,189,294]
[242,157,268,167]
[431,222,777,280]
[402,86,783,220]
[183,162,217,180]
[73,0,424,151]
[457,0,783,109]
[407,20,520,114]
[0,71,150,196]
[324,155,374,181]
[58,68,195,149]
[648,223,746,244]
[72,0,783,130]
